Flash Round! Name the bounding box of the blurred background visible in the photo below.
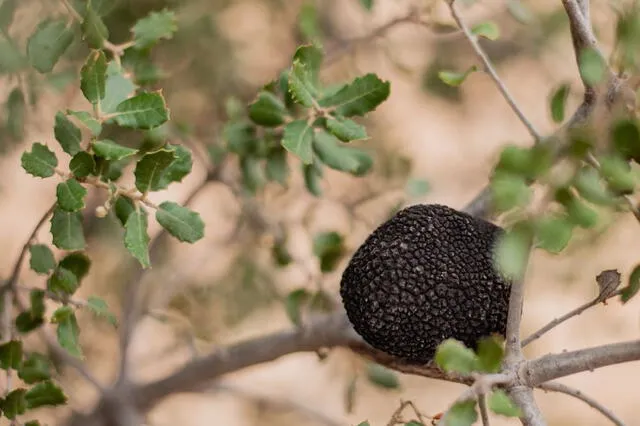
[1,0,640,425]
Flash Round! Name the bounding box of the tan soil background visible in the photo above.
[1,0,639,425]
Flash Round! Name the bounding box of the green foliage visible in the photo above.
[578,48,606,86]
[435,339,479,374]
[56,179,87,211]
[27,20,73,73]
[132,10,178,50]
[365,363,400,389]
[621,264,640,303]
[54,112,82,156]
[112,92,169,129]
[80,50,107,105]
[0,340,22,370]
[284,288,310,326]
[471,22,500,40]
[443,400,478,426]
[488,390,522,417]
[85,297,118,327]
[51,307,82,358]
[124,207,151,268]
[549,83,570,123]
[282,120,314,164]
[18,353,51,384]
[21,143,57,178]
[313,231,346,273]
[28,245,56,275]
[494,222,532,281]
[156,202,205,243]
[438,66,477,87]
[25,381,67,409]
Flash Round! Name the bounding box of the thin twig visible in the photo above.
[478,394,491,426]
[522,289,623,347]
[446,0,541,142]
[538,382,626,426]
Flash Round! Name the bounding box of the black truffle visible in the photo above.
[340,204,511,364]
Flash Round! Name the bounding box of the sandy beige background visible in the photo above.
[1,0,639,425]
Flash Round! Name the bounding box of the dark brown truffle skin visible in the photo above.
[340,204,511,364]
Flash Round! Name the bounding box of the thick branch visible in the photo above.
[524,339,640,386]
[538,382,625,426]
[134,312,354,411]
[508,386,546,426]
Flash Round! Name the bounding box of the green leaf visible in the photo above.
[21,142,58,178]
[282,119,314,164]
[444,400,477,426]
[0,340,22,370]
[15,312,44,334]
[0,389,26,419]
[535,214,573,253]
[18,353,51,384]
[156,201,204,243]
[240,155,265,194]
[488,389,522,417]
[285,288,310,326]
[29,244,56,275]
[471,21,500,40]
[101,62,137,114]
[51,307,82,358]
[59,252,90,282]
[476,336,504,373]
[288,60,317,107]
[266,148,289,185]
[550,83,570,123]
[573,167,615,206]
[93,139,138,161]
[47,267,79,296]
[81,4,109,48]
[438,66,477,87]
[113,92,169,130]
[366,363,400,389]
[298,2,321,44]
[0,0,17,31]
[313,130,372,176]
[248,91,287,127]
[56,179,87,212]
[325,116,368,142]
[318,73,390,117]
[27,19,74,73]
[85,296,117,327]
[406,178,430,197]
[125,207,150,268]
[67,109,102,135]
[612,119,640,163]
[434,339,479,374]
[507,0,533,24]
[600,155,636,195]
[25,380,67,409]
[224,122,258,155]
[69,151,96,178]
[621,264,640,303]
[114,196,135,226]
[50,207,85,250]
[494,222,532,281]
[579,48,606,86]
[134,149,175,192]
[25,422,42,426]
[555,189,599,229]
[313,231,345,273]
[359,0,374,11]
[0,39,25,74]
[155,144,193,190]
[80,50,107,104]
[54,112,82,156]
[272,238,292,266]
[495,143,552,180]
[6,88,25,139]
[132,9,177,49]
[292,44,323,85]
[30,290,46,318]
[490,172,531,212]
[303,161,323,196]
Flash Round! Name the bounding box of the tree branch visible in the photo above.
[508,386,546,426]
[524,339,640,386]
[522,289,623,347]
[446,0,541,141]
[537,382,625,426]
[133,312,354,411]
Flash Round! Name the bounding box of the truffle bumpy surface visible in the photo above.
[340,204,511,364]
